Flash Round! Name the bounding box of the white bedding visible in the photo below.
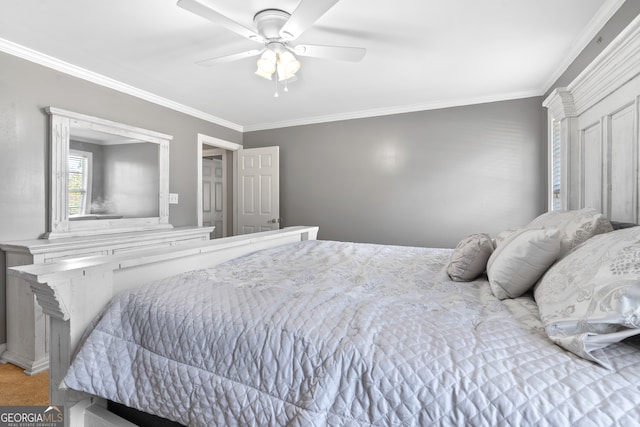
[64,240,640,426]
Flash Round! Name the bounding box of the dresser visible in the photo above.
[1,226,214,374]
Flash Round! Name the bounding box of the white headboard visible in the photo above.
[544,14,640,223]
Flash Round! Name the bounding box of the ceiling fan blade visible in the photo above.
[293,44,366,62]
[177,0,264,43]
[279,0,341,41]
[196,49,264,67]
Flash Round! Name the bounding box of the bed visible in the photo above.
[12,217,640,426]
[10,12,640,427]
[63,231,640,426]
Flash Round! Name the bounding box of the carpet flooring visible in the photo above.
[0,363,48,406]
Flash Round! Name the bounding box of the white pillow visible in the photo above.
[447,233,494,282]
[535,227,640,368]
[526,208,612,257]
[486,228,561,300]
[494,228,518,247]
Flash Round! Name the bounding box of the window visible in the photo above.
[550,119,562,211]
[68,150,92,216]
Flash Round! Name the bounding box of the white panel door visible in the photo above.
[202,158,214,229]
[237,146,280,234]
[213,159,224,238]
[203,158,224,238]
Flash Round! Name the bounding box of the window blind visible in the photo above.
[68,153,88,215]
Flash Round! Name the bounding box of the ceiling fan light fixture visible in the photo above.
[181,0,368,94]
[277,65,296,82]
[278,50,301,76]
[255,67,274,80]
[276,59,299,82]
[257,49,277,71]
[255,49,277,79]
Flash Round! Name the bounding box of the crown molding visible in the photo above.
[542,88,576,120]
[541,0,626,93]
[568,12,640,115]
[542,13,640,117]
[242,89,542,132]
[1,36,541,133]
[0,37,243,133]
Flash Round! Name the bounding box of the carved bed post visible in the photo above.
[543,88,577,211]
[24,271,117,426]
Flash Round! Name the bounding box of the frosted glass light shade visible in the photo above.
[279,50,301,76]
[255,49,277,79]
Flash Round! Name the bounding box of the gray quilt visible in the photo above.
[64,240,640,426]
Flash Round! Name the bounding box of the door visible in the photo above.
[202,157,224,238]
[237,146,280,234]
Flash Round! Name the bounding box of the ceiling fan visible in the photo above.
[177,0,366,89]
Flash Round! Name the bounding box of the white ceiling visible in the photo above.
[0,0,621,131]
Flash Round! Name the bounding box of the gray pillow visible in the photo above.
[447,233,494,282]
[487,228,561,299]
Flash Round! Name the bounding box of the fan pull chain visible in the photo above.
[274,73,279,98]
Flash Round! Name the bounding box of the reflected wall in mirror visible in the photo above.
[46,107,172,239]
[69,132,160,220]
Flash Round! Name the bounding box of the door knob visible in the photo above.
[269,218,282,224]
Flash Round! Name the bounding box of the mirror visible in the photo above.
[45,107,172,239]
[69,131,160,220]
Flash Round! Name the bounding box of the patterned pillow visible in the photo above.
[447,233,494,282]
[526,208,612,257]
[534,227,640,368]
[487,228,561,300]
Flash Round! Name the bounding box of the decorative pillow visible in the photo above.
[447,233,494,282]
[494,228,519,247]
[486,228,561,300]
[526,208,612,257]
[534,227,640,368]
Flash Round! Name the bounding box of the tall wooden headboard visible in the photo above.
[544,14,640,223]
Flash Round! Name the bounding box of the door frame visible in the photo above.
[196,134,242,236]
[202,151,224,237]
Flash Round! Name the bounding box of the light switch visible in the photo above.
[169,193,179,204]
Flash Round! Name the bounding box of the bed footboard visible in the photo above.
[8,226,318,427]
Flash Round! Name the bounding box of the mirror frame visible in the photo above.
[45,107,173,239]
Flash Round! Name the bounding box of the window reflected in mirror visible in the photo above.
[68,150,92,216]
[68,130,160,221]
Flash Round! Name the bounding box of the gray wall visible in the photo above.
[102,143,159,217]
[0,51,241,345]
[244,97,547,248]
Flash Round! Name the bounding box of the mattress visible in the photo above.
[64,240,640,426]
